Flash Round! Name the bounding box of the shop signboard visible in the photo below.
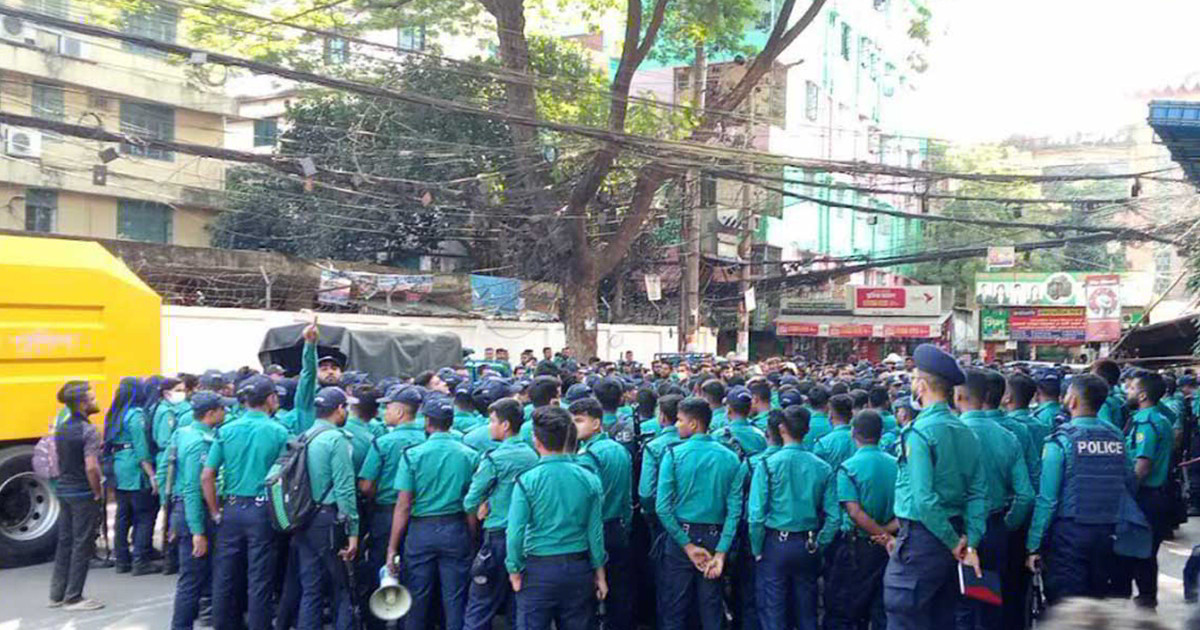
[777,321,821,336]
[974,271,1152,308]
[881,324,940,338]
[980,309,1010,341]
[1009,307,1086,343]
[852,285,942,316]
[829,323,874,337]
[1084,274,1121,341]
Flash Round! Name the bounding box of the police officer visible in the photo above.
[1092,359,1127,433]
[955,369,1034,630]
[1032,374,1064,439]
[635,387,661,440]
[464,379,508,453]
[997,371,1041,629]
[1026,374,1128,605]
[171,391,228,630]
[568,397,634,630]
[453,383,484,433]
[517,376,562,447]
[656,396,747,630]
[295,387,360,630]
[385,397,479,630]
[154,377,190,575]
[802,386,833,450]
[747,380,772,432]
[885,343,988,630]
[813,393,856,469]
[505,407,608,630]
[201,374,290,630]
[318,353,345,388]
[700,379,729,431]
[637,393,685,624]
[356,384,426,630]
[1124,371,1175,609]
[108,378,159,575]
[868,386,897,434]
[747,404,837,630]
[343,384,380,470]
[713,385,768,458]
[460,398,539,630]
[825,410,898,630]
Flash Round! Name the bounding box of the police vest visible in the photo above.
[1058,423,1126,525]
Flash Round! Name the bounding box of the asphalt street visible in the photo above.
[1,513,1197,630]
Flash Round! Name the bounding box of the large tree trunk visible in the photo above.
[563,275,600,359]
[484,0,547,194]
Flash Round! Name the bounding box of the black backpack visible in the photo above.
[264,425,334,533]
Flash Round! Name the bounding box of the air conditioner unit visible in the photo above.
[0,16,36,45]
[5,127,43,158]
[58,36,88,59]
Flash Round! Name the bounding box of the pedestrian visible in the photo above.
[955,369,1034,630]
[385,397,479,630]
[748,404,837,630]
[505,406,608,630]
[461,398,539,630]
[48,381,105,611]
[884,343,987,630]
[170,391,229,630]
[813,393,856,469]
[1025,374,1128,605]
[153,376,190,575]
[655,396,747,630]
[201,373,290,630]
[824,409,897,630]
[569,397,634,630]
[1123,371,1175,609]
[107,377,159,575]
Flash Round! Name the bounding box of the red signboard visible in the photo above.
[883,324,938,339]
[777,322,820,337]
[1085,274,1121,342]
[855,288,906,310]
[829,323,874,337]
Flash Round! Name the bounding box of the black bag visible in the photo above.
[264,426,334,533]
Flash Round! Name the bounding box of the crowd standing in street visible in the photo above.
[39,328,1200,630]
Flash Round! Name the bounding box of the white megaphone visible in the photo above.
[370,566,412,621]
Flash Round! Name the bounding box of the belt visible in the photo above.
[526,551,588,564]
[603,518,622,527]
[224,496,267,507]
[411,513,465,524]
[317,505,338,513]
[483,529,506,542]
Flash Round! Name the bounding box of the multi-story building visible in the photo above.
[0,1,231,246]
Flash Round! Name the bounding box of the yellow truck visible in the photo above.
[0,234,159,566]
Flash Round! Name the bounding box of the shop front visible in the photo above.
[777,315,950,362]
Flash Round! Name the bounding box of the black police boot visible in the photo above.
[131,561,161,576]
[162,555,178,575]
[114,563,131,574]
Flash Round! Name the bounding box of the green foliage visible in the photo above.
[907,5,932,44]
[647,0,762,66]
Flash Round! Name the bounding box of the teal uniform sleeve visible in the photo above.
[812,438,829,465]
[505,479,530,573]
[717,461,747,553]
[655,448,689,549]
[964,445,989,548]
[637,447,660,509]
[1004,449,1035,531]
[130,410,151,464]
[586,475,607,569]
[462,454,497,515]
[905,431,959,551]
[1027,440,1065,552]
[205,439,223,469]
[153,407,172,455]
[1129,420,1159,465]
[358,441,382,482]
[747,460,767,557]
[183,436,208,535]
[295,341,317,433]
[394,450,414,492]
[329,436,359,537]
[816,473,839,548]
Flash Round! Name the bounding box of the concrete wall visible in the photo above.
[161,305,716,374]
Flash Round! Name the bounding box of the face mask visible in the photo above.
[166,391,186,404]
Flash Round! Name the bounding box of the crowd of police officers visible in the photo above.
[49,322,1200,630]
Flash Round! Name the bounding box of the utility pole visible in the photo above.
[736,80,757,362]
[681,42,706,352]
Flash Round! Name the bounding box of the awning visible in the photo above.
[1113,314,1199,365]
[776,313,951,338]
[1148,101,1200,187]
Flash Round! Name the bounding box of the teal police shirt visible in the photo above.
[173,421,217,535]
[1026,417,1124,551]
[1001,408,1041,486]
[303,420,360,536]
[342,417,376,472]
[960,410,1035,531]
[813,423,857,470]
[892,402,989,550]
[835,444,898,535]
[1128,406,1174,489]
[358,421,425,505]
[637,425,681,513]
[1030,402,1060,446]
[505,455,607,572]
[746,443,838,556]
[395,432,480,517]
[802,412,833,451]
[464,424,500,453]
[655,433,748,553]
[153,400,191,491]
[113,407,152,491]
[576,432,634,530]
[205,409,289,498]
[712,417,768,458]
[462,436,539,531]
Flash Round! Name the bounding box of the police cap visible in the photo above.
[314,386,357,411]
[191,391,235,415]
[726,385,753,407]
[422,398,454,423]
[237,375,276,400]
[564,383,594,404]
[912,343,965,387]
[318,355,344,369]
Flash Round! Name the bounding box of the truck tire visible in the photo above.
[0,445,59,568]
